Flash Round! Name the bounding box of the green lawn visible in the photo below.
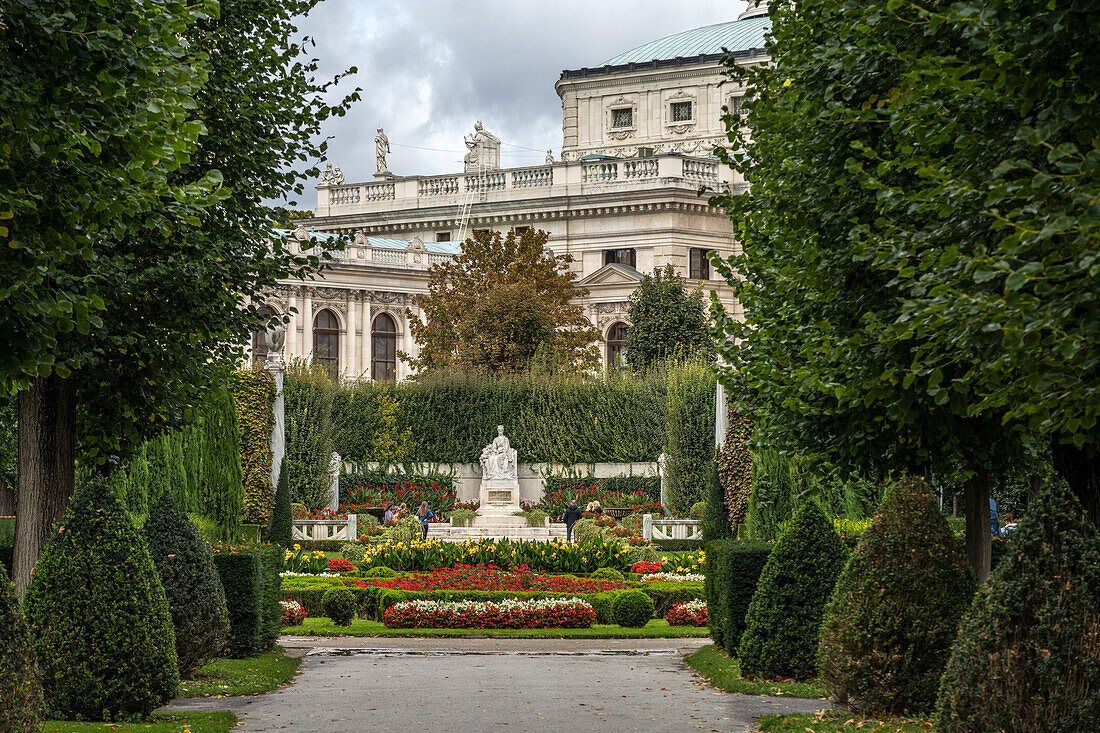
[178,647,301,697]
[757,711,934,732]
[287,617,710,638]
[684,644,828,698]
[44,712,237,733]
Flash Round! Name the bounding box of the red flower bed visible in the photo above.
[665,600,707,627]
[280,599,307,626]
[632,561,663,575]
[356,564,628,593]
[327,557,355,573]
[292,507,346,520]
[383,598,595,629]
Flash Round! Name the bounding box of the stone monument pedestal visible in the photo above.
[474,479,525,529]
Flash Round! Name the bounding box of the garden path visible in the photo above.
[166,637,827,732]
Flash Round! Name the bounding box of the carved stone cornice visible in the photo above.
[592,301,630,315]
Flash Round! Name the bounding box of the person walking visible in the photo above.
[416,501,434,541]
[563,501,582,543]
[383,504,395,524]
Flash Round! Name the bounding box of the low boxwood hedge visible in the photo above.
[211,545,282,657]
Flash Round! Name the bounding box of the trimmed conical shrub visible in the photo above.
[23,478,179,721]
[269,458,292,547]
[144,491,230,678]
[936,480,1100,732]
[738,500,848,680]
[0,560,42,732]
[817,477,974,713]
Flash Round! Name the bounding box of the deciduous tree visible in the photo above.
[408,229,599,374]
[0,0,358,592]
[626,265,715,369]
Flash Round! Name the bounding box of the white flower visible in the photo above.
[640,572,704,583]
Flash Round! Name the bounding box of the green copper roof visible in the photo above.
[602,16,770,66]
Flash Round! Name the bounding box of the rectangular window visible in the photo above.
[729,96,744,116]
[611,107,633,128]
[637,147,655,158]
[690,248,711,280]
[436,232,451,242]
[512,226,530,236]
[671,101,693,122]
[604,248,637,269]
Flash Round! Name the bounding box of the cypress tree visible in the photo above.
[23,478,179,721]
[144,491,230,678]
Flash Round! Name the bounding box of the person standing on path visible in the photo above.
[416,501,434,541]
[563,502,582,543]
[990,497,1001,536]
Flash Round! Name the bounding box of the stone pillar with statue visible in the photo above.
[473,425,525,528]
[263,324,286,493]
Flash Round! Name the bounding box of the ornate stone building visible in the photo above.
[263,6,769,380]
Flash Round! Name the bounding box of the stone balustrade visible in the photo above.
[642,514,702,541]
[316,153,740,217]
[291,516,358,543]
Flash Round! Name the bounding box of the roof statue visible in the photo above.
[375,127,391,176]
[463,120,501,172]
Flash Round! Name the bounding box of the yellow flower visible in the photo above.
[783,78,792,87]
[293,544,301,551]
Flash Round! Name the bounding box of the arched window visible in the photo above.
[371,313,398,382]
[606,321,629,371]
[313,309,340,375]
[252,306,276,365]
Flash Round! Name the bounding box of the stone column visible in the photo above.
[286,293,298,362]
[657,452,670,517]
[328,451,341,512]
[303,294,313,361]
[346,296,358,378]
[264,351,286,491]
[715,356,728,447]
[361,300,372,380]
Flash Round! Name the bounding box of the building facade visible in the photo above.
[263,5,769,379]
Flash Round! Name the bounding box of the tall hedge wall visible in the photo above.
[230,369,276,525]
[290,369,698,465]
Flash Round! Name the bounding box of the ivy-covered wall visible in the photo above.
[230,368,276,525]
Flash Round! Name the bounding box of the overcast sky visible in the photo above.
[291,0,745,196]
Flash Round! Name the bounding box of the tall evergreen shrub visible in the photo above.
[716,403,753,530]
[202,387,244,538]
[143,492,230,678]
[937,481,1100,731]
[285,361,336,508]
[269,458,292,547]
[703,460,733,541]
[738,501,848,680]
[664,358,717,514]
[23,479,179,721]
[818,478,974,713]
[745,450,798,540]
[0,560,41,732]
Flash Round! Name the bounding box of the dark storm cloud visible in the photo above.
[288,0,741,198]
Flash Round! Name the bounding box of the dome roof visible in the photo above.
[601,15,770,66]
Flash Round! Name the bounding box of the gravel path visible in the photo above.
[165,637,827,732]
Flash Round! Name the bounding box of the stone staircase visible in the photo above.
[428,521,569,543]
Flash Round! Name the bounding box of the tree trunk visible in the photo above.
[13,375,76,596]
[1051,438,1099,529]
[964,466,991,584]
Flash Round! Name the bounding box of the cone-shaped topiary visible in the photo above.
[817,477,974,713]
[24,473,180,717]
[269,459,291,547]
[738,500,848,680]
[936,480,1100,732]
[0,560,42,733]
[23,478,179,721]
[143,491,230,678]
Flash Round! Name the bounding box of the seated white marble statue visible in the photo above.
[480,425,518,481]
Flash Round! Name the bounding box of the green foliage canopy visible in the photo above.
[625,265,715,369]
[408,229,600,374]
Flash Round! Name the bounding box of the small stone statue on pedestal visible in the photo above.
[476,426,522,522]
[479,425,517,481]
